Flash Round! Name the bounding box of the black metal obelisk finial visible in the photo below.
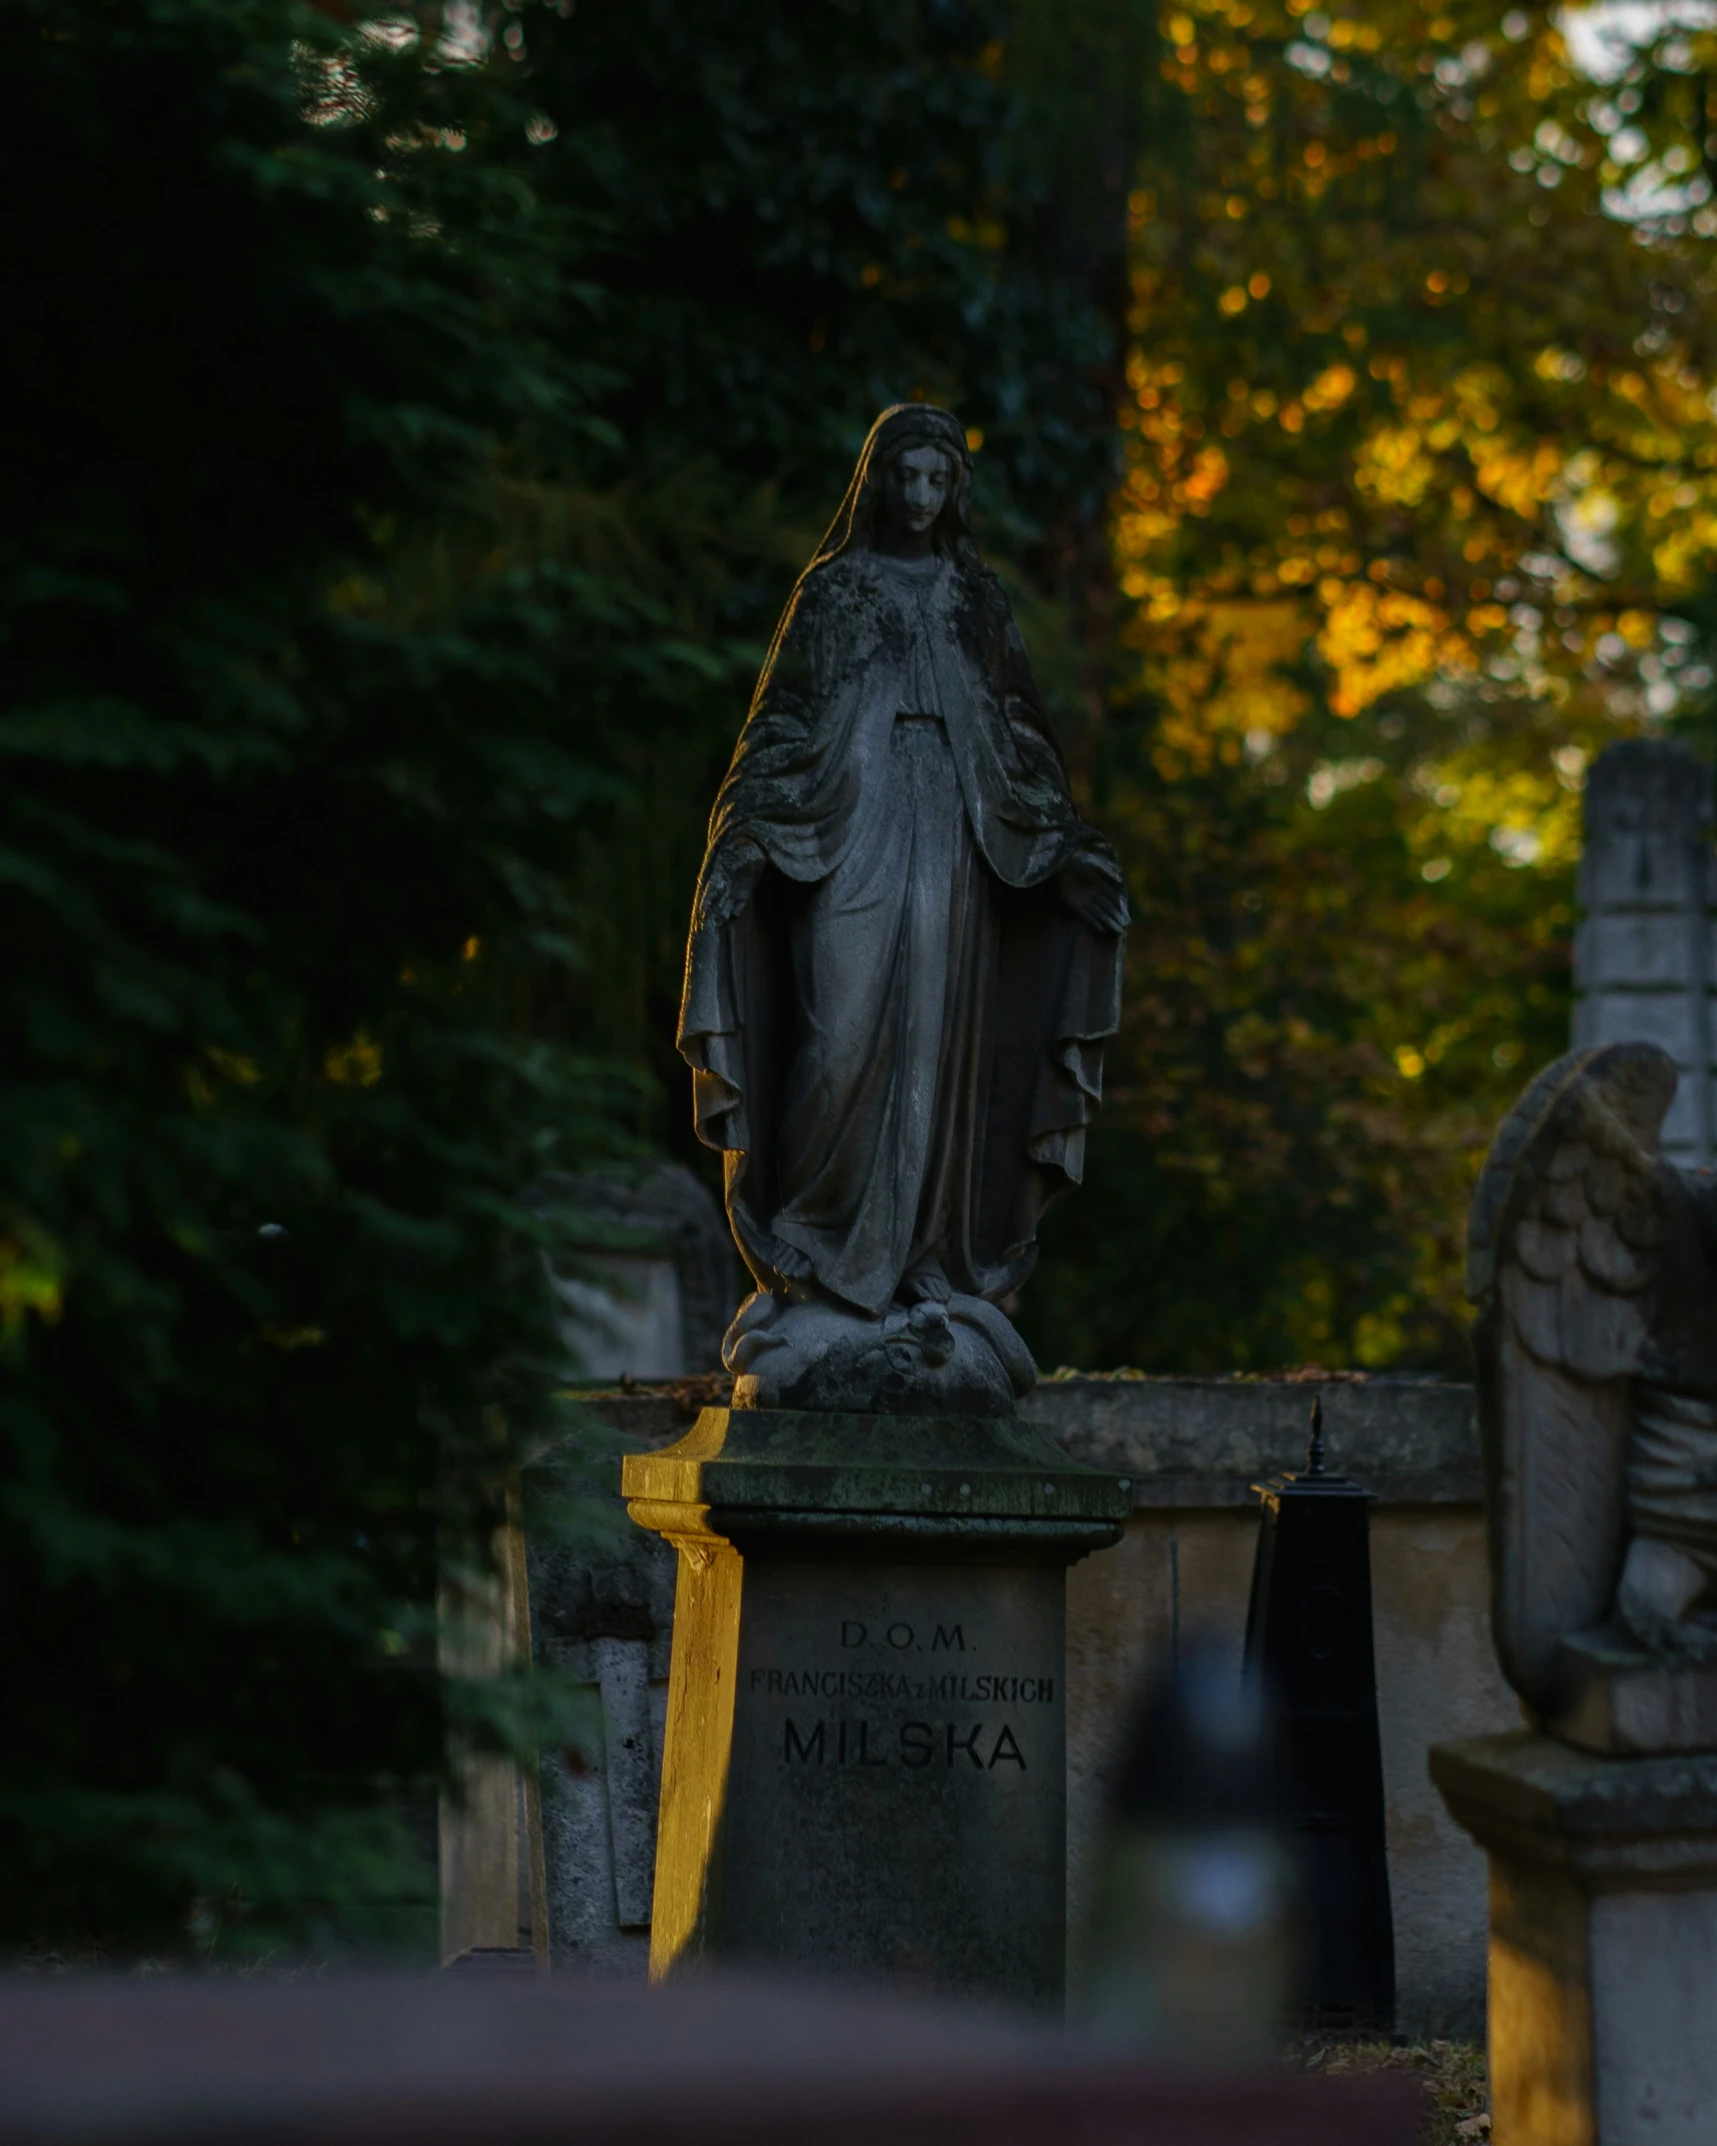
[1243,1389,1394,2033]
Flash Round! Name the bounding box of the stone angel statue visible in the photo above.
[1468,1042,1717,1744]
[676,404,1127,1413]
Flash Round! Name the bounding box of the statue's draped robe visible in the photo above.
[678,548,1124,1317]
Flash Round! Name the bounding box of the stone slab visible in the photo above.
[622,1405,1130,1555]
[1431,1731,1717,2146]
[1575,987,1712,1065]
[580,1374,1484,1508]
[1431,1731,1717,1879]
[1575,913,1705,992]
[1022,1376,1481,1507]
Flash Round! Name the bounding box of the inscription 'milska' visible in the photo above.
[781,1718,1028,1769]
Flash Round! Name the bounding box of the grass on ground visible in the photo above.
[1296,2037,1489,2143]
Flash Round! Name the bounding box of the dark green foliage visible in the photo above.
[0,0,1137,1958]
[532,0,1118,510]
[0,0,637,1951]
[1026,703,1576,1376]
[488,0,1128,1139]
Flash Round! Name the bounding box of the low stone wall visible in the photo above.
[531,1374,1509,2035]
[1022,1374,1507,2039]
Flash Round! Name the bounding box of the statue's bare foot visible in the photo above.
[900,1257,952,1305]
[1617,1534,1714,1648]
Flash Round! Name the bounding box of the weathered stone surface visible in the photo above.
[1576,737,1715,915]
[1432,1731,1717,2146]
[1551,1630,1717,1756]
[1573,737,1715,1166]
[1431,1731,1717,1883]
[539,1706,650,1974]
[720,1558,1067,1995]
[1065,1502,1513,2042]
[1021,1374,1481,1507]
[623,1404,1129,1543]
[525,1434,674,1974]
[1577,987,1709,1064]
[624,1409,1126,2003]
[1446,1026,1717,2125]
[584,1371,1483,1506]
[1576,911,1703,992]
[530,1162,739,1380]
[580,1373,1472,1493]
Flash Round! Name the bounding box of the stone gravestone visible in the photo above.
[1432,1042,1717,2144]
[526,1431,677,1975]
[623,405,1132,2003]
[1573,738,1715,1166]
[521,1168,733,1970]
[532,1163,738,1381]
[441,1167,732,1972]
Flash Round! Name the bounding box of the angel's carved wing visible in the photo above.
[1467,1043,1673,1712]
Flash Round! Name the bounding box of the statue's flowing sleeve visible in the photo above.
[975,589,1126,1256]
[676,571,881,1285]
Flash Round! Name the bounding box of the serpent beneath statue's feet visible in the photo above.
[721,1288,1036,1415]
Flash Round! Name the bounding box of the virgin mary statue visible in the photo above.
[678,404,1127,1412]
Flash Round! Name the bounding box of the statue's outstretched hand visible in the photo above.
[700,831,767,926]
[1058,851,1129,935]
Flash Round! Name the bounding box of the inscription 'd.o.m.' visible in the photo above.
[840,1618,966,1652]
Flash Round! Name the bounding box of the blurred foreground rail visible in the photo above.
[0,1972,1419,2145]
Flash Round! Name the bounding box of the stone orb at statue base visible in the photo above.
[623,1408,1129,2006]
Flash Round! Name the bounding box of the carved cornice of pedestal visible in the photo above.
[624,1406,1129,1567]
[1430,1729,1717,1891]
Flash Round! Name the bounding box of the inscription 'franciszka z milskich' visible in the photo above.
[751,1668,1054,1704]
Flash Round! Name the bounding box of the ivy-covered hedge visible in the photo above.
[0,0,641,1953]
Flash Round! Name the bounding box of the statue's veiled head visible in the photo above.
[882,445,953,546]
[808,404,979,572]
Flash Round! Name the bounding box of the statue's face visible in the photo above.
[882,444,952,537]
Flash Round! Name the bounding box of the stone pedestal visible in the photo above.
[623,1409,1129,2005]
[1431,1731,1717,2146]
